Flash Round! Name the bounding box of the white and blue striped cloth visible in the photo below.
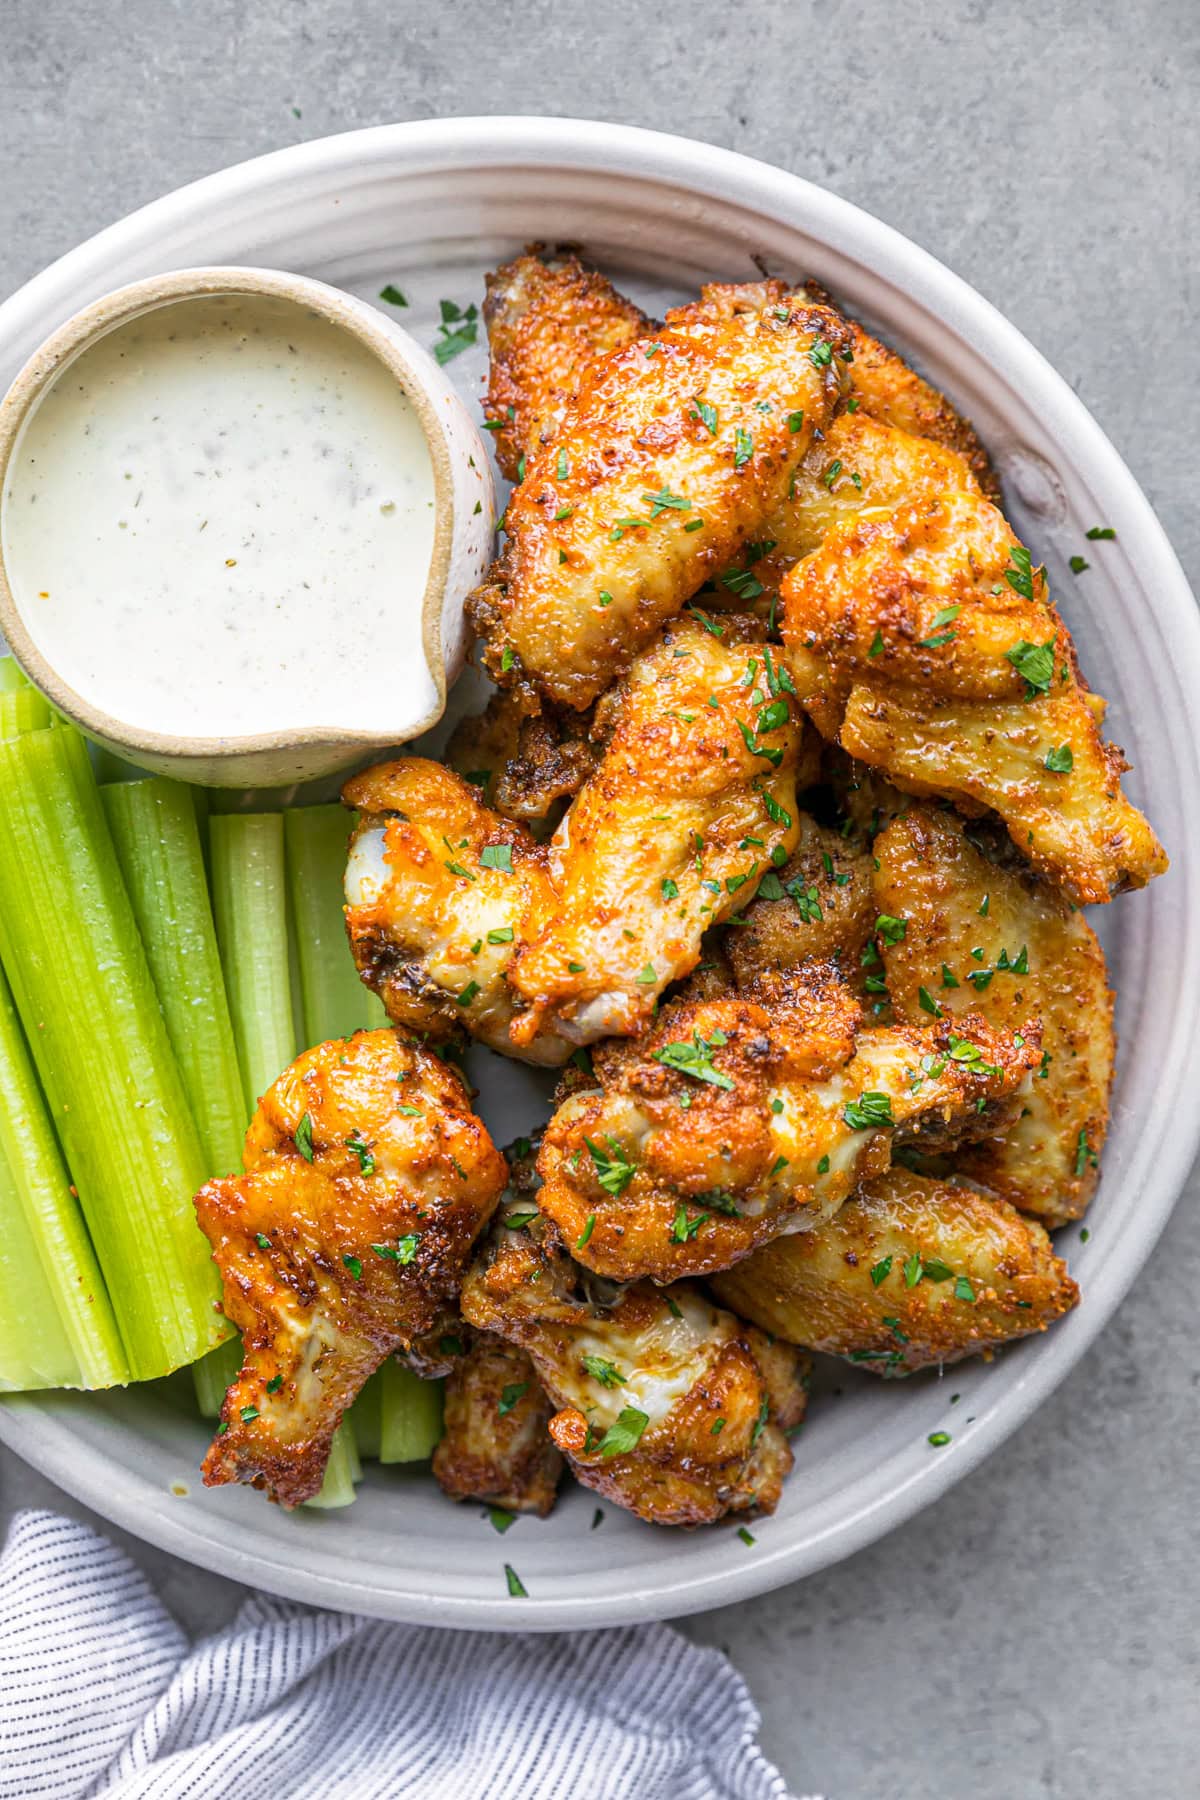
[0,1509,807,1799]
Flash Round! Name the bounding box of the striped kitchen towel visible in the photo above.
[0,1509,811,1800]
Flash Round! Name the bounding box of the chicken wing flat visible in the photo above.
[342,758,569,1065]
[432,1331,564,1516]
[467,293,852,710]
[483,248,651,483]
[872,804,1115,1225]
[781,479,1167,903]
[506,613,814,1045]
[461,1201,808,1527]
[535,963,1041,1283]
[711,1166,1078,1374]
[196,1030,507,1506]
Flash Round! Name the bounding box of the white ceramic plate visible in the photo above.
[1,118,1197,1630]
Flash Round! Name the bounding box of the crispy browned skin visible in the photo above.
[535,963,1041,1283]
[461,1202,808,1527]
[726,811,876,1001]
[467,292,852,710]
[712,1166,1078,1373]
[196,1031,506,1507]
[483,248,651,483]
[445,687,603,827]
[781,479,1167,903]
[506,614,813,1045]
[341,759,568,1065]
[432,1332,564,1516]
[872,805,1115,1225]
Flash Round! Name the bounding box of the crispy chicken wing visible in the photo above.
[726,810,875,999]
[506,614,814,1044]
[195,1030,507,1506]
[483,248,651,483]
[461,1201,808,1526]
[781,479,1167,903]
[872,805,1115,1225]
[467,294,852,710]
[535,963,1041,1283]
[341,758,568,1065]
[432,1331,564,1516]
[445,686,603,828]
[712,1166,1078,1373]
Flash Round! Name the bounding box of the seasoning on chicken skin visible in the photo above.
[341,758,569,1066]
[467,293,852,711]
[482,248,651,483]
[506,613,814,1045]
[711,1166,1078,1374]
[781,479,1168,904]
[725,810,876,1001]
[872,804,1115,1226]
[460,1201,808,1527]
[432,1331,564,1517]
[445,685,603,828]
[535,962,1041,1284]
[196,1030,507,1507]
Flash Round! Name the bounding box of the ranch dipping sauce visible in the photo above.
[1,291,437,738]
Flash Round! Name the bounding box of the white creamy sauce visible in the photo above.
[2,293,437,736]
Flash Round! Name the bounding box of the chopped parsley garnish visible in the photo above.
[870,1255,893,1286]
[379,284,408,307]
[433,299,479,364]
[585,1134,634,1197]
[1005,637,1056,698]
[917,604,961,648]
[488,1507,516,1534]
[941,963,960,988]
[734,428,753,468]
[295,1112,315,1162]
[598,589,613,607]
[823,458,843,490]
[456,980,480,1008]
[875,912,907,945]
[342,1255,363,1280]
[576,1213,597,1249]
[596,1407,649,1459]
[1069,554,1089,574]
[504,1564,527,1597]
[1085,526,1116,540]
[918,986,942,1017]
[635,963,657,985]
[928,1431,952,1448]
[737,1526,756,1546]
[816,1153,830,1174]
[240,1405,259,1423]
[498,1382,529,1416]
[787,409,805,433]
[1044,743,1074,773]
[487,926,515,945]
[344,1130,375,1175]
[371,1233,421,1265]
[808,339,833,368]
[687,605,724,636]
[1075,1128,1098,1177]
[692,398,719,436]
[670,1204,710,1242]
[643,487,691,518]
[756,699,790,734]
[721,567,765,602]
[556,447,569,479]
[652,1029,734,1090]
[265,1375,283,1394]
[868,629,885,659]
[582,1355,626,1389]
[1003,543,1036,601]
[480,843,513,872]
[954,1276,976,1302]
[255,1232,271,1250]
[843,1092,895,1130]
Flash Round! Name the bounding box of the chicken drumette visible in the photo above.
[195,1030,506,1506]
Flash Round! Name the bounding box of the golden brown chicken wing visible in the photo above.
[506,613,813,1045]
[467,293,852,710]
[432,1331,564,1516]
[871,804,1115,1225]
[781,479,1167,903]
[461,1201,808,1527]
[725,810,875,1000]
[341,758,568,1065]
[534,963,1041,1284]
[483,248,651,483]
[711,1166,1078,1373]
[445,686,603,828]
[195,1030,507,1506]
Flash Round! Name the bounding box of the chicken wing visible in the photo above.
[432,1331,564,1516]
[483,247,651,483]
[196,1030,507,1506]
[711,1166,1078,1373]
[725,810,876,1001]
[506,613,814,1045]
[535,963,1041,1283]
[871,804,1115,1225]
[341,758,568,1065]
[445,686,602,828]
[467,293,852,710]
[781,479,1167,903]
[461,1201,808,1527]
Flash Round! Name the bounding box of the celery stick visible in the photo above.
[0,658,29,694]
[304,1419,362,1509]
[284,804,385,1045]
[0,687,52,738]
[190,1334,243,1418]
[102,779,245,1179]
[351,1365,385,1459]
[209,814,297,1113]
[379,1360,444,1462]
[0,727,220,1377]
[0,966,128,1390]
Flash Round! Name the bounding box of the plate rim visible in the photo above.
[2,114,1199,1630]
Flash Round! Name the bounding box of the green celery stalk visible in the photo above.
[304,1419,362,1509]
[351,1364,385,1459]
[0,727,221,1378]
[379,1360,444,1462]
[284,804,386,1045]
[192,1336,243,1417]
[0,965,128,1390]
[0,658,29,694]
[102,779,245,1179]
[0,688,52,738]
[209,814,298,1113]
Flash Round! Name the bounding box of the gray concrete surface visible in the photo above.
[1,2,1197,1795]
